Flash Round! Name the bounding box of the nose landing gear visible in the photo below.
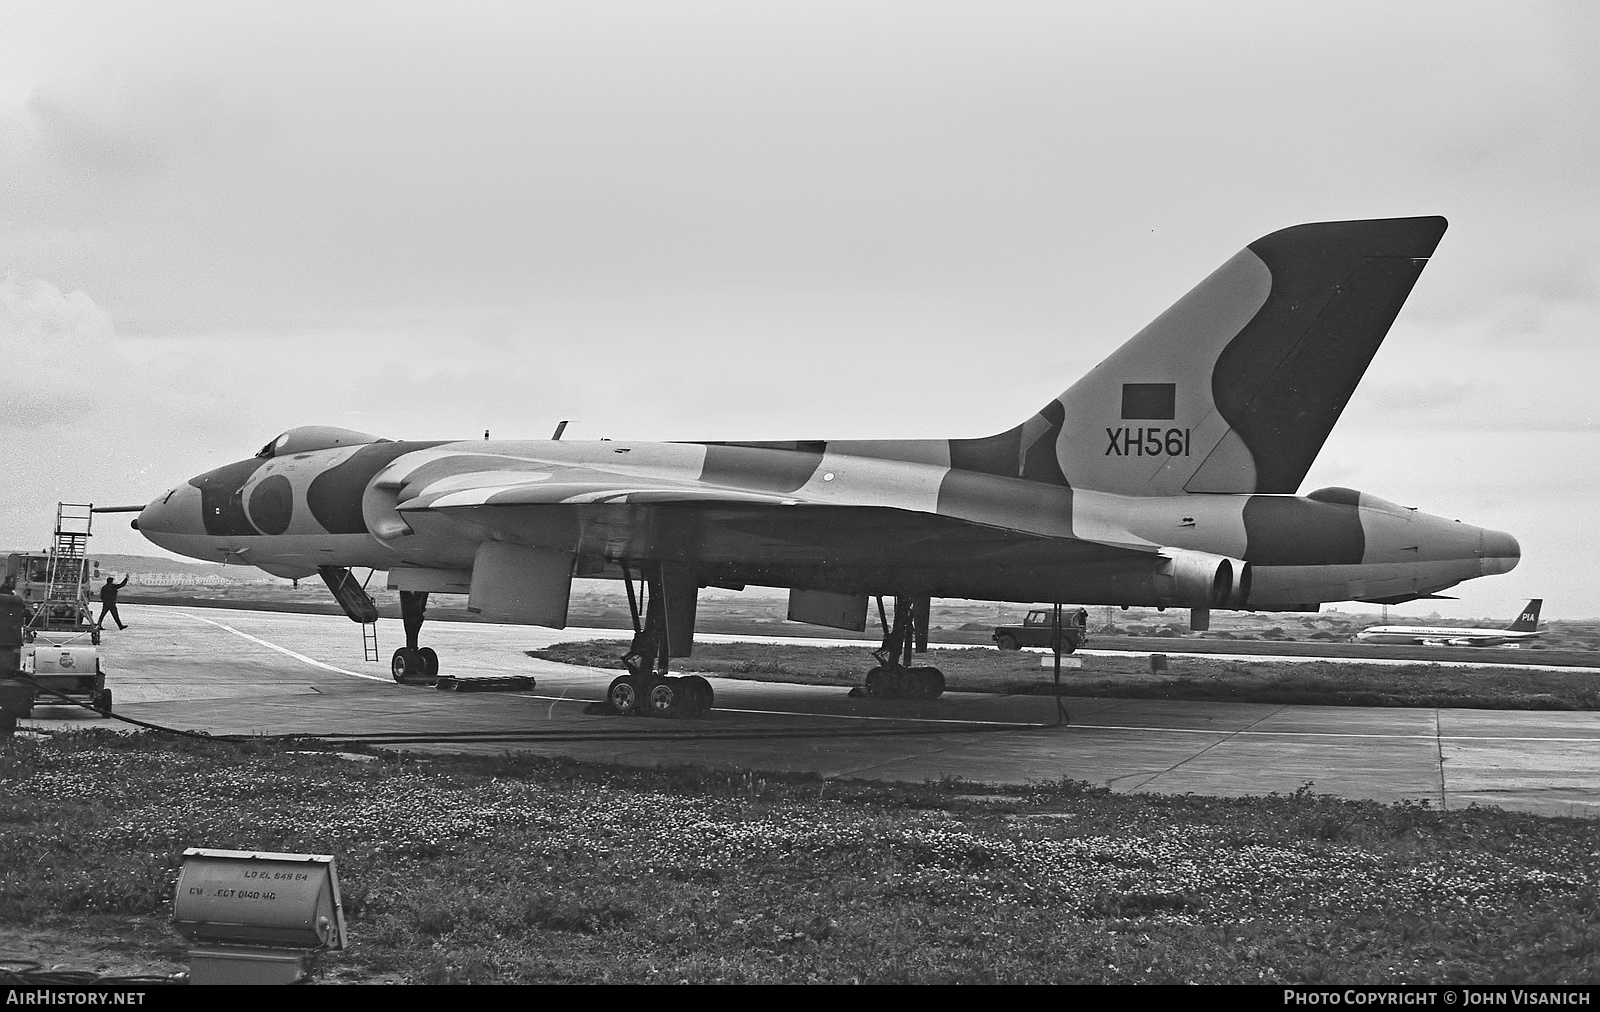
[391,645,439,681]
[390,591,443,683]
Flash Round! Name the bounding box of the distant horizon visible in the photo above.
[5,546,1586,625]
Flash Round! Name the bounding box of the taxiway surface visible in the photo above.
[22,604,1600,818]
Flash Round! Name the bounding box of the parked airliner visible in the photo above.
[1355,600,1543,647]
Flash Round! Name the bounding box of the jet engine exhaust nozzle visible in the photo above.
[1155,549,1250,610]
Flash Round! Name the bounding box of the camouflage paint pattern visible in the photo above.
[136,217,1518,615]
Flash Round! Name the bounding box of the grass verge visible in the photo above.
[2,730,1597,984]
[528,641,1600,711]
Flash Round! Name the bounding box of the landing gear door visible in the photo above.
[659,562,698,659]
[787,589,868,632]
[468,543,574,628]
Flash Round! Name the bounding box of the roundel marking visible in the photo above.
[248,474,294,535]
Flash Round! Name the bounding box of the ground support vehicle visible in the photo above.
[20,641,110,714]
[2,504,110,715]
[993,608,1088,652]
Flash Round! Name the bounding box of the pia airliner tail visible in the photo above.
[1507,599,1543,633]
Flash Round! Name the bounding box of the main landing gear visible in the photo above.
[857,595,944,700]
[391,590,441,682]
[605,564,713,718]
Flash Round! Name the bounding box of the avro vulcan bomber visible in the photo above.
[134,217,1519,715]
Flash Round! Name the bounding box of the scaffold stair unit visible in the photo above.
[25,503,98,645]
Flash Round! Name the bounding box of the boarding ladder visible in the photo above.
[358,569,379,662]
[29,503,96,639]
[317,565,382,662]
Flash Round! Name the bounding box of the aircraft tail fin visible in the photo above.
[948,216,1448,495]
[1507,599,1542,632]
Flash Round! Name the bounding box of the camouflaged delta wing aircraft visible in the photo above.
[133,215,1520,717]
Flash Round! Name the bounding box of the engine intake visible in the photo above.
[1152,549,1251,609]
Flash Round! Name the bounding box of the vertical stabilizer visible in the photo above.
[949,217,1448,495]
[1507,599,1542,633]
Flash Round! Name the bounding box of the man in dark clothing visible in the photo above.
[1,577,26,675]
[97,575,129,631]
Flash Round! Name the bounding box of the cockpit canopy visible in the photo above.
[256,426,384,459]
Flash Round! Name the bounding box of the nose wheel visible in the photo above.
[391,646,440,682]
[390,591,442,682]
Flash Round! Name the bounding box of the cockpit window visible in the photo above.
[254,426,384,459]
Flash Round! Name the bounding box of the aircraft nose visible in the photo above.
[136,485,203,538]
[1479,528,1520,576]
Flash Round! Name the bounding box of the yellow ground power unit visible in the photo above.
[172,848,347,985]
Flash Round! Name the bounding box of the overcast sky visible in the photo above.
[2,1,1596,619]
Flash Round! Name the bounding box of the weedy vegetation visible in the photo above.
[1,730,1597,984]
[530,641,1600,711]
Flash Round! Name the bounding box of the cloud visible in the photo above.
[0,274,113,340]
[1343,326,1598,435]
[1362,380,1476,418]
[0,275,120,428]
[11,66,262,181]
